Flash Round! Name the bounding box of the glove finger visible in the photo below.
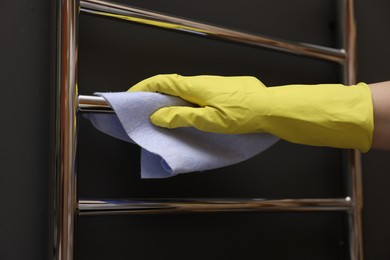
[150,106,225,133]
[128,74,184,97]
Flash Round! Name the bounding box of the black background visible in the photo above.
[1,0,389,259]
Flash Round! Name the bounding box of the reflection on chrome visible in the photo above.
[78,197,353,216]
[78,95,113,113]
[80,0,346,63]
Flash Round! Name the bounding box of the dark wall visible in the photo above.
[0,1,51,260]
[356,1,390,259]
[0,0,389,259]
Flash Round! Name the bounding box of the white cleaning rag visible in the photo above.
[84,92,279,178]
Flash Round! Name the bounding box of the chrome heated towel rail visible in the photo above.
[55,0,363,259]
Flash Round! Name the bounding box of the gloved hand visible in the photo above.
[129,74,374,152]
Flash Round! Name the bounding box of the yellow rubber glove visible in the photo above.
[129,74,374,152]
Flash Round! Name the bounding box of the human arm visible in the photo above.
[370,81,390,150]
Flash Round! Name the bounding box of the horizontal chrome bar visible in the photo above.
[78,197,352,216]
[80,0,346,63]
[78,95,113,113]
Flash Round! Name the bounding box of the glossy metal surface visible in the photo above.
[78,95,113,113]
[54,0,79,259]
[79,0,346,63]
[348,150,364,260]
[339,0,363,259]
[78,197,352,216]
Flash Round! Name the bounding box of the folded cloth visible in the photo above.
[84,92,279,178]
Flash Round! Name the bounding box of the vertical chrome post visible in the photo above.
[54,0,79,259]
[340,0,364,259]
